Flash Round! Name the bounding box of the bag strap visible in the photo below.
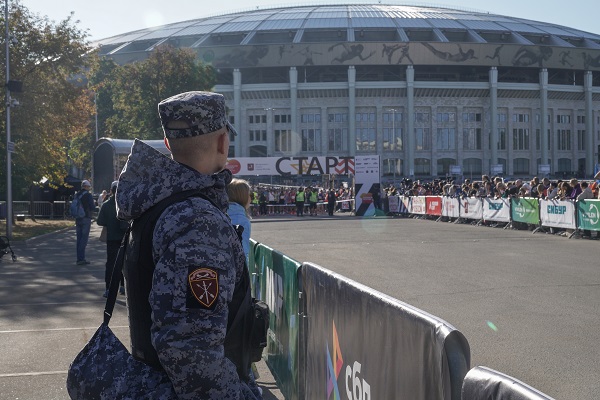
[103,225,131,325]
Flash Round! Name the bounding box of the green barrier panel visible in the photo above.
[511,197,540,224]
[249,239,301,400]
[577,199,600,232]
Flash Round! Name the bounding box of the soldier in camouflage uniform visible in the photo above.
[115,91,262,399]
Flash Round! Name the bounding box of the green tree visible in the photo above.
[0,1,92,199]
[96,45,216,140]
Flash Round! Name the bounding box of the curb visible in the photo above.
[23,225,76,247]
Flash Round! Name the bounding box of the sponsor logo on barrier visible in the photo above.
[428,201,439,210]
[326,321,371,400]
[488,203,503,211]
[265,268,283,319]
[583,203,599,225]
[547,205,567,215]
[514,205,528,219]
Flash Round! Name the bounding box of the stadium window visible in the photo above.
[328,128,345,151]
[275,130,292,152]
[497,113,507,123]
[415,128,431,150]
[512,128,530,150]
[498,128,506,150]
[436,128,455,150]
[576,115,585,124]
[383,127,403,151]
[556,114,571,124]
[577,130,585,151]
[301,128,321,152]
[557,129,571,151]
[463,128,481,150]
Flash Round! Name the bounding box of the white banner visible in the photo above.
[401,196,411,214]
[460,197,483,220]
[225,156,355,176]
[540,199,576,229]
[442,197,460,218]
[354,155,380,217]
[411,196,426,215]
[482,198,511,223]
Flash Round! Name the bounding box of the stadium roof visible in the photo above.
[95,3,600,53]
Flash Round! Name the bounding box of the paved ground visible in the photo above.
[250,212,600,400]
[2,213,598,400]
[0,223,284,400]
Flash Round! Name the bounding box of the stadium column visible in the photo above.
[406,65,415,177]
[539,68,549,169]
[320,106,327,155]
[489,67,498,172]
[348,66,356,157]
[233,69,242,156]
[290,67,298,155]
[584,71,594,177]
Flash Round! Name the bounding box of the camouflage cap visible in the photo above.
[158,91,237,139]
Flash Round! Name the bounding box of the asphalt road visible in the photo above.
[250,213,600,400]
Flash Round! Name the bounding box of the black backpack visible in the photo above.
[121,189,268,380]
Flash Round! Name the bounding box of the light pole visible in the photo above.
[388,108,398,179]
[5,0,12,238]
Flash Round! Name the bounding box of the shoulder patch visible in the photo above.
[187,267,219,310]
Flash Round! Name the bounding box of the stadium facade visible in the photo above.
[95,3,600,179]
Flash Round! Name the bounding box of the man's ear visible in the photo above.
[216,132,227,155]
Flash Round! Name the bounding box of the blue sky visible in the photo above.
[23,0,599,41]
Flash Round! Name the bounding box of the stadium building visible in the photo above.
[95,3,600,180]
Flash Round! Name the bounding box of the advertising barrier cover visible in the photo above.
[302,262,470,400]
[411,196,426,215]
[442,197,460,219]
[576,199,600,232]
[426,196,443,216]
[482,198,510,223]
[354,155,380,217]
[460,198,483,220]
[388,195,399,214]
[511,197,540,225]
[540,199,576,229]
[249,241,302,400]
[401,196,411,214]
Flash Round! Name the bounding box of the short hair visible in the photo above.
[581,181,588,189]
[227,178,251,208]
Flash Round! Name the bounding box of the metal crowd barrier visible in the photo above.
[1,201,70,219]
[388,196,600,238]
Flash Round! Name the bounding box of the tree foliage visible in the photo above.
[0,1,92,199]
[89,45,216,140]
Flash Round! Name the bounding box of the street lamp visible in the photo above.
[5,0,13,238]
[387,108,398,179]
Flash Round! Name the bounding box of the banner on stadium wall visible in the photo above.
[460,197,483,220]
[511,197,540,224]
[411,196,426,215]
[354,155,380,217]
[426,196,442,216]
[302,262,470,400]
[249,241,302,400]
[442,197,460,218]
[482,198,511,223]
[540,199,576,229]
[577,199,600,231]
[225,156,355,176]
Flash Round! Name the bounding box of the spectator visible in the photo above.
[75,180,95,265]
[568,178,582,200]
[546,182,559,199]
[295,187,305,216]
[227,178,252,262]
[96,181,128,297]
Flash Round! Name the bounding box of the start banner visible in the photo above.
[460,197,483,220]
[576,199,600,231]
[426,196,442,216]
[225,156,355,176]
[482,198,510,223]
[540,199,576,229]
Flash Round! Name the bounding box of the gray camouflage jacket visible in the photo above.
[116,139,260,400]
